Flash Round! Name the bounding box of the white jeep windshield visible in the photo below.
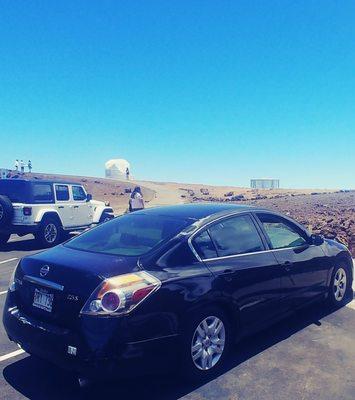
[65,213,192,256]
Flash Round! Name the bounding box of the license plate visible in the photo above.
[33,288,54,313]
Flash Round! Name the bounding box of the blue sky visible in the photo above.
[0,1,354,189]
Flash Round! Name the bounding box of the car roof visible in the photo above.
[2,179,82,186]
[133,203,267,221]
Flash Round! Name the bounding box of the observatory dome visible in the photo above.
[105,159,130,179]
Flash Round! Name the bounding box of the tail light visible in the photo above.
[80,271,161,316]
[23,207,32,216]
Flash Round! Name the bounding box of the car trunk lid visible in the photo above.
[14,245,140,328]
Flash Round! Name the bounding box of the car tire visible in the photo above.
[328,262,352,307]
[35,217,62,247]
[99,212,113,224]
[0,195,13,227]
[0,233,10,246]
[179,307,231,381]
[77,376,93,389]
[61,231,72,242]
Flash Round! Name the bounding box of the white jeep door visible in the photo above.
[54,184,74,227]
[70,185,93,227]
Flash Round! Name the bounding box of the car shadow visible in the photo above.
[0,237,45,252]
[3,302,348,400]
[0,235,76,253]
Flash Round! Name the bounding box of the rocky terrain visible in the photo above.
[251,191,354,255]
[6,171,354,255]
[190,189,355,256]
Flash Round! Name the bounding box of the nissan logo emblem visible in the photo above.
[40,265,50,277]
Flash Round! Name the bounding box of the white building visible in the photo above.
[250,178,280,189]
[105,159,130,179]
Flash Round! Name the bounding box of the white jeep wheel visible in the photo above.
[36,217,62,247]
[99,212,112,224]
[44,223,58,244]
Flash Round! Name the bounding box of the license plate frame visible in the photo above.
[33,288,54,313]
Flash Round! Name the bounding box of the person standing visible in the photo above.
[28,160,32,173]
[129,186,144,212]
[126,167,130,180]
[20,160,25,174]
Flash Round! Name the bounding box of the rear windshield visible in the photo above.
[0,180,30,202]
[65,214,192,256]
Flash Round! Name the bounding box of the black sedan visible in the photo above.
[3,204,353,383]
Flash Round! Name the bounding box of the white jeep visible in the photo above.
[0,179,114,247]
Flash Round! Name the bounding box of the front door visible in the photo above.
[70,185,92,227]
[54,184,74,228]
[191,213,283,330]
[255,212,329,309]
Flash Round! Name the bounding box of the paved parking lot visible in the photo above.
[0,235,354,399]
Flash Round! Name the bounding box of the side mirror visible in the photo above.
[86,193,92,202]
[311,234,324,246]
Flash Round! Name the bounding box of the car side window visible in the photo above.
[208,214,264,257]
[55,185,69,201]
[72,186,87,201]
[192,230,218,259]
[32,184,54,203]
[257,213,308,249]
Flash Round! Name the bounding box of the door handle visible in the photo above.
[58,206,64,209]
[73,205,79,209]
[283,261,293,272]
[223,269,233,282]
[223,269,233,274]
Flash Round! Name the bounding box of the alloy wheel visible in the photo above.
[333,267,347,302]
[44,223,58,244]
[191,316,225,371]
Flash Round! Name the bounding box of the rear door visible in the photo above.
[191,213,282,329]
[254,212,329,309]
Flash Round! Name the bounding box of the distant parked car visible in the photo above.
[3,204,353,385]
[0,179,114,247]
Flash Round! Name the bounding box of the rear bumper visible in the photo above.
[3,298,180,379]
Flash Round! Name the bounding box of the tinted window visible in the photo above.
[32,184,53,203]
[72,186,86,201]
[66,214,192,256]
[55,185,69,201]
[192,230,218,259]
[208,214,264,257]
[161,241,197,267]
[0,181,30,202]
[257,213,307,249]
